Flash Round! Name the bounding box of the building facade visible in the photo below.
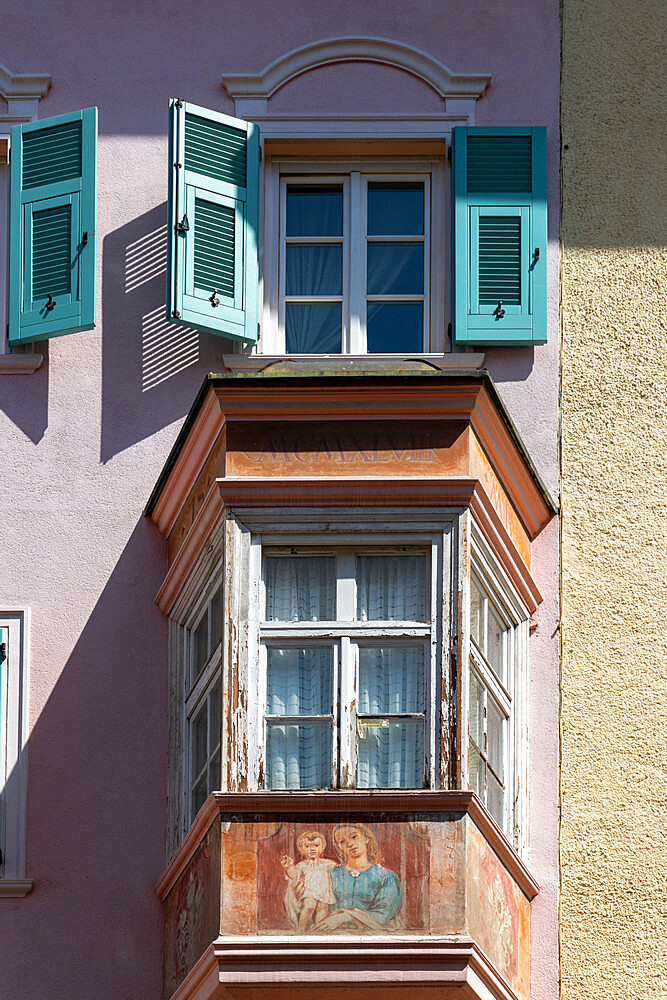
[1,4,560,998]
[560,0,667,996]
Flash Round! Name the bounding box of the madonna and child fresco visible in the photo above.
[279,823,402,932]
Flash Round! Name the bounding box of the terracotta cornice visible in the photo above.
[157,790,539,904]
[156,486,226,614]
[212,935,517,999]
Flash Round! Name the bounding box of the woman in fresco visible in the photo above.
[283,822,402,932]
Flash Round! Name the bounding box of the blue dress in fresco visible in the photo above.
[328,863,402,927]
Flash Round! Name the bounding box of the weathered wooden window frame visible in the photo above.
[257,543,438,790]
[0,608,31,893]
[263,157,445,355]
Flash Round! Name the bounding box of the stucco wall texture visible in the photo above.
[560,1,667,997]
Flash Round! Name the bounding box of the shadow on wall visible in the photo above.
[0,342,49,444]
[4,517,167,997]
[100,203,204,463]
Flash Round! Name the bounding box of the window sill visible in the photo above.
[220,352,486,374]
[0,878,34,897]
[0,353,43,374]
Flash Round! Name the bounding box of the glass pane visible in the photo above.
[208,756,220,794]
[469,670,483,748]
[266,646,333,716]
[192,704,208,778]
[366,302,423,354]
[358,646,424,714]
[468,743,484,798]
[209,677,222,753]
[487,603,507,681]
[286,186,343,237]
[487,698,505,781]
[191,774,208,817]
[286,244,342,296]
[285,303,342,353]
[193,612,209,680]
[266,722,332,789]
[265,556,335,621]
[367,183,424,236]
[470,577,483,650]
[357,720,424,788]
[210,586,222,651]
[367,243,423,295]
[487,771,504,828]
[356,554,427,621]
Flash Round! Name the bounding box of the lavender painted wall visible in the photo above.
[0,3,559,997]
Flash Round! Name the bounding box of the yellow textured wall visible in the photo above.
[560,0,667,997]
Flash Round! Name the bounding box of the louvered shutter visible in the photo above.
[167,100,259,343]
[8,108,97,344]
[451,127,547,346]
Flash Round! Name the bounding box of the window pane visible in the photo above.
[285,303,342,353]
[286,244,342,296]
[193,612,209,680]
[266,722,332,789]
[487,603,507,681]
[208,756,220,794]
[469,743,484,798]
[265,556,335,621]
[470,577,483,650]
[487,698,505,781]
[266,646,333,716]
[210,586,222,651]
[191,774,208,817]
[209,677,222,753]
[192,703,208,778]
[367,242,423,295]
[286,186,343,237]
[356,554,427,620]
[487,771,504,828]
[367,183,424,236]
[469,670,483,748]
[366,302,423,354]
[357,720,424,788]
[358,646,424,714]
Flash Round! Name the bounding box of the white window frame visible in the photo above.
[258,545,437,790]
[0,608,31,895]
[263,156,446,356]
[464,523,529,847]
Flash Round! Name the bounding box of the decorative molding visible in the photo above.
[167,943,220,1000]
[222,37,491,113]
[157,789,539,904]
[211,935,519,999]
[0,62,51,128]
[0,353,44,374]
[0,878,34,898]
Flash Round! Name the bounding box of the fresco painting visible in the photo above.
[257,819,429,933]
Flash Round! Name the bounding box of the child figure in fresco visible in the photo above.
[281,830,336,929]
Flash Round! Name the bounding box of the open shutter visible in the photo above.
[167,100,259,343]
[8,108,97,344]
[452,127,546,346]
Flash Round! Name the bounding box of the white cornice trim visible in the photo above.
[0,878,33,898]
[0,63,51,100]
[223,36,491,107]
[0,353,44,374]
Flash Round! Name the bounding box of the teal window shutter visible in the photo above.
[452,126,547,346]
[8,108,97,345]
[167,100,259,344]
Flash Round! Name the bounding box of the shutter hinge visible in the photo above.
[174,214,189,234]
[172,310,181,319]
[447,322,452,339]
[175,99,183,109]
[447,145,452,163]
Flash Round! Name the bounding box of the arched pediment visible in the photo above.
[223,36,490,115]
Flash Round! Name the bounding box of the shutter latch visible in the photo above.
[175,214,189,234]
[209,290,220,307]
[492,301,505,319]
[45,294,56,312]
